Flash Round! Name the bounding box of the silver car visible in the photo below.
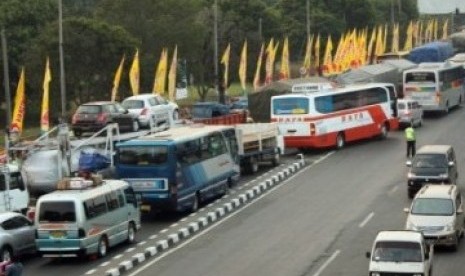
[122,94,178,129]
[0,212,36,261]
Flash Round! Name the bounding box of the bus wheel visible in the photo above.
[191,193,200,212]
[271,153,280,166]
[336,133,345,149]
[379,124,388,139]
[247,157,259,174]
[97,236,108,258]
[127,222,136,244]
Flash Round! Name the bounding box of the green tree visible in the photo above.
[22,17,138,122]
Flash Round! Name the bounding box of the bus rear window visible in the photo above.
[118,146,168,165]
[272,98,309,115]
[405,72,436,83]
[39,201,76,222]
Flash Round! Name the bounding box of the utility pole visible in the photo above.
[390,0,395,25]
[258,17,262,42]
[1,28,11,128]
[306,0,311,37]
[58,0,67,122]
[214,0,222,104]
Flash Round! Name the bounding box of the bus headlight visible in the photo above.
[408,172,416,178]
[439,173,449,179]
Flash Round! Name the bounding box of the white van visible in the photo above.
[366,230,433,276]
[35,177,141,258]
[405,184,464,250]
[0,163,29,213]
[397,99,423,127]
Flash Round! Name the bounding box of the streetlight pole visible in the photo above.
[306,0,311,37]
[213,0,220,104]
[1,28,11,128]
[58,0,67,122]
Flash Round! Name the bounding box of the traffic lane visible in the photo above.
[130,108,465,276]
[22,156,308,276]
[131,136,409,276]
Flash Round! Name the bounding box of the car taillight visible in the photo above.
[78,228,86,238]
[140,108,148,116]
[96,113,107,123]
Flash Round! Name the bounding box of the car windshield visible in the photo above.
[118,146,169,165]
[411,198,454,216]
[413,154,447,168]
[373,241,422,262]
[76,105,101,114]
[122,100,144,109]
[39,201,76,222]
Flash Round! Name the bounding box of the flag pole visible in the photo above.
[1,28,11,128]
[58,0,67,122]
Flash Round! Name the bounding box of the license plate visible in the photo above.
[50,230,66,239]
[140,205,151,212]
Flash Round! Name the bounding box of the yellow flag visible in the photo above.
[302,35,313,76]
[221,43,231,88]
[279,37,290,80]
[442,19,449,40]
[322,35,333,76]
[253,43,264,91]
[111,55,125,102]
[11,68,26,134]
[264,38,274,85]
[41,58,51,133]
[403,21,413,51]
[367,27,376,64]
[129,49,140,95]
[433,18,438,41]
[391,23,399,53]
[153,48,169,94]
[374,25,384,61]
[168,46,177,102]
[238,40,247,91]
[314,34,320,73]
[382,24,388,53]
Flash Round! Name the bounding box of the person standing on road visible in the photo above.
[405,123,416,158]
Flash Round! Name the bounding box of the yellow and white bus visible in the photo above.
[403,62,465,114]
[35,178,141,258]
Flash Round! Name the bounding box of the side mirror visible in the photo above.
[365,251,371,258]
[448,161,455,167]
[403,207,410,213]
[406,160,412,167]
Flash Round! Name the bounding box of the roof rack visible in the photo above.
[57,174,103,190]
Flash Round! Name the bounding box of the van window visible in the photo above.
[84,195,108,219]
[118,146,168,165]
[0,172,25,191]
[106,192,119,211]
[124,187,137,207]
[39,201,76,222]
[373,241,422,262]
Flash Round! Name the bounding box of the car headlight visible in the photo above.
[445,221,454,231]
[439,173,449,179]
[408,172,416,178]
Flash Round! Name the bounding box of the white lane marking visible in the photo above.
[160,228,168,234]
[126,151,335,276]
[180,217,188,222]
[388,185,399,196]
[112,254,123,260]
[312,250,341,276]
[359,212,375,228]
[85,269,96,275]
[149,234,157,240]
[125,247,135,253]
[100,261,110,267]
[170,223,179,228]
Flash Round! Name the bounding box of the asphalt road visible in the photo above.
[24,106,465,276]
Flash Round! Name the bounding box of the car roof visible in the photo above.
[416,145,452,154]
[123,93,157,100]
[416,184,456,199]
[375,230,423,243]
[81,101,113,106]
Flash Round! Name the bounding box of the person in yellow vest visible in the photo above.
[405,123,416,158]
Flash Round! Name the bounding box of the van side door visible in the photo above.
[456,192,464,234]
[449,150,458,183]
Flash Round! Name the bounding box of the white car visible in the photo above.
[397,99,423,127]
[405,184,464,250]
[122,94,178,129]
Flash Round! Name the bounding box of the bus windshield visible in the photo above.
[272,97,309,115]
[373,241,422,262]
[39,201,76,223]
[118,146,169,165]
[405,72,436,83]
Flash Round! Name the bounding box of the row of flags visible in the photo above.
[7,18,450,136]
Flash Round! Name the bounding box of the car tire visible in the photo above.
[190,193,200,213]
[0,246,12,262]
[246,157,259,174]
[173,109,179,121]
[97,236,108,258]
[74,129,82,138]
[451,232,459,251]
[271,153,280,167]
[127,222,136,244]
[378,123,388,139]
[408,189,415,199]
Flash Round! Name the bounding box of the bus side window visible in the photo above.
[124,187,137,207]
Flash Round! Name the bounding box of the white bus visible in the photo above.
[35,177,141,258]
[271,83,399,149]
[403,62,465,113]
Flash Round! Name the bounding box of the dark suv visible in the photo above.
[406,145,458,198]
[71,101,140,137]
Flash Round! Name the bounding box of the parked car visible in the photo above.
[122,94,178,128]
[404,184,464,250]
[71,101,140,138]
[397,98,423,127]
[0,212,36,261]
[406,145,458,198]
[229,96,248,111]
[191,102,230,119]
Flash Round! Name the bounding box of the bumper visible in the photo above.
[36,239,89,257]
[424,231,457,246]
[72,123,106,133]
[407,178,451,192]
[139,194,177,212]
